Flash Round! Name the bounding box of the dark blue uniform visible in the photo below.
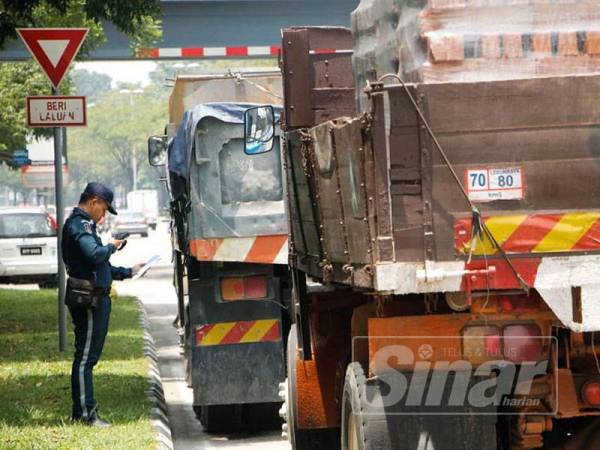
[62,207,131,420]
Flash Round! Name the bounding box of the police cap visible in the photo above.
[83,182,118,215]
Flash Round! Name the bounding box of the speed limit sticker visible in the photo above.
[466,167,524,202]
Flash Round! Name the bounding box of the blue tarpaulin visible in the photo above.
[168,102,282,180]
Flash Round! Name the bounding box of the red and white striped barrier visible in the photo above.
[137,46,354,59]
[138,46,281,59]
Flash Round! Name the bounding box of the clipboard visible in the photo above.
[132,255,161,280]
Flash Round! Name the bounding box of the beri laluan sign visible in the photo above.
[17,28,89,128]
[27,96,86,127]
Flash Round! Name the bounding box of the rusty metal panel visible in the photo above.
[282,27,355,129]
[313,88,356,123]
[282,29,312,128]
[285,131,321,269]
[311,53,354,89]
[310,122,347,262]
[286,72,600,290]
[383,74,600,262]
[371,93,395,262]
[296,292,355,428]
[332,119,373,265]
[420,75,600,134]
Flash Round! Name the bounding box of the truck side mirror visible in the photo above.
[147,135,168,166]
[244,106,275,155]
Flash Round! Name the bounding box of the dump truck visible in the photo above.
[256,4,600,449]
[147,72,291,432]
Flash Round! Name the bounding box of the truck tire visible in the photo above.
[341,362,371,450]
[341,362,498,450]
[285,324,340,450]
[244,402,282,431]
[194,404,243,433]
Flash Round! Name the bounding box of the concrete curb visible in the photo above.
[137,298,174,450]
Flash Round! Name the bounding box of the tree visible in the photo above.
[0,163,33,205]
[0,0,162,161]
[67,83,168,204]
[72,68,112,103]
[0,1,161,53]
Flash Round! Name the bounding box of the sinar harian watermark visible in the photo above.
[353,336,557,415]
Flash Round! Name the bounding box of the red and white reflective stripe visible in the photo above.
[373,254,600,332]
[139,46,280,59]
[308,49,353,55]
[190,234,288,264]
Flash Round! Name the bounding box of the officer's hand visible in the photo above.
[110,239,125,250]
[132,263,145,276]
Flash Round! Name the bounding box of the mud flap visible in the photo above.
[193,341,285,405]
[357,370,497,450]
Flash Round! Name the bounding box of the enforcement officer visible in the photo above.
[62,182,141,427]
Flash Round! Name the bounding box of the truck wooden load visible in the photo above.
[262,2,600,449]
[147,73,291,432]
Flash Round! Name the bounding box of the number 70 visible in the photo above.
[469,173,487,188]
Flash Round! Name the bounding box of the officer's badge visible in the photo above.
[82,220,93,234]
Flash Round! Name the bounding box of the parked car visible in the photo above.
[0,208,58,287]
[111,210,149,237]
[45,204,56,217]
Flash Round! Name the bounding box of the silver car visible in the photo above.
[111,210,149,237]
[0,208,58,287]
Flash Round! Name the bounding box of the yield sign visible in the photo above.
[16,28,88,89]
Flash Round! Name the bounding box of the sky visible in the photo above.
[75,61,157,87]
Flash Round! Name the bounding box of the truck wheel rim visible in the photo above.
[347,412,359,450]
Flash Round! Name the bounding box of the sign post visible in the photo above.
[18,28,88,352]
[52,86,68,351]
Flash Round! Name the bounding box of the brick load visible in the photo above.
[352,0,600,108]
[419,2,600,81]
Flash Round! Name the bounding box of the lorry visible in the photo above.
[147,72,292,432]
[126,189,159,230]
[247,4,600,450]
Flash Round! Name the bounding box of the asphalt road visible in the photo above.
[111,222,291,450]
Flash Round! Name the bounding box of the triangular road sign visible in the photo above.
[17,28,88,89]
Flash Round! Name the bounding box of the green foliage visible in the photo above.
[72,68,111,102]
[0,289,155,449]
[0,63,72,158]
[0,0,161,53]
[0,0,162,160]
[66,82,168,203]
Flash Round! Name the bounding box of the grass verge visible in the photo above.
[0,289,155,450]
